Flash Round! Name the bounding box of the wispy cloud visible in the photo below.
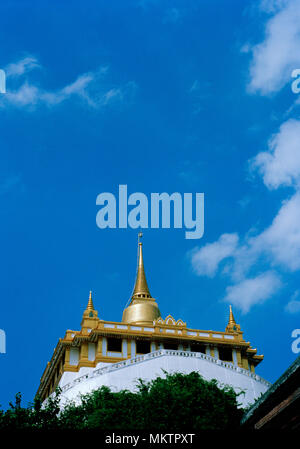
[5,56,40,77]
[224,271,281,314]
[190,192,300,311]
[190,9,300,315]
[256,193,300,271]
[1,57,137,110]
[189,116,300,312]
[191,233,239,278]
[285,291,300,313]
[250,119,300,189]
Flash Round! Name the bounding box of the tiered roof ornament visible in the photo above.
[226,305,241,333]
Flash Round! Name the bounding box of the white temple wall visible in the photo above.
[58,352,270,408]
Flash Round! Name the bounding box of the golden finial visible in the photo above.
[225,305,241,333]
[86,290,94,311]
[228,305,236,326]
[132,233,151,298]
[81,289,98,324]
[122,235,161,324]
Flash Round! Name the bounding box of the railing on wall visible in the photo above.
[60,349,271,394]
[100,324,236,340]
[67,324,237,342]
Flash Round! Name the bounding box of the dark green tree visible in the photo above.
[0,371,244,430]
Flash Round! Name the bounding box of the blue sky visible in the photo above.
[1,0,300,409]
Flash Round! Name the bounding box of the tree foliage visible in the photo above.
[0,371,244,430]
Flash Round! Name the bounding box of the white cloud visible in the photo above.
[190,233,239,277]
[61,73,94,96]
[101,87,123,105]
[285,291,300,313]
[256,193,300,271]
[227,192,300,277]
[251,119,300,189]
[5,82,40,106]
[3,72,94,108]
[247,0,300,94]
[39,73,96,107]
[246,119,300,271]
[224,271,282,313]
[190,0,300,313]
[1,57,136,110]
[5,56,40,77]
[189,192,300,311]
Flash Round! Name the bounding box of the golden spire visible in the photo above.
[228,305,236,326]
[86,290,94,311]
[122,234,161,325]
[226,305,241,333]
[81,290,98,327]
[132,233,151,299]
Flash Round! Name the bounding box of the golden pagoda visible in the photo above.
[37,236,268,405]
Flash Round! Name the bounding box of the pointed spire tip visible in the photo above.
[132,234,151,299]
[228,304,236,326]
[86,290,94,311]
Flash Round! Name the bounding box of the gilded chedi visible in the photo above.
[37,236,271,407]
